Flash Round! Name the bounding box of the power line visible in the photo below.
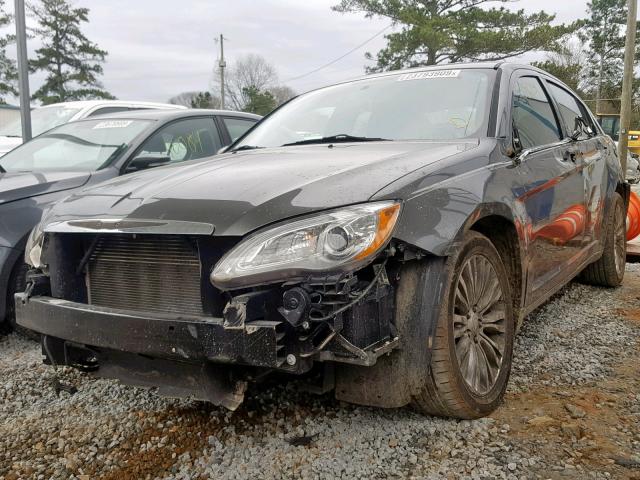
[283,23,393,83]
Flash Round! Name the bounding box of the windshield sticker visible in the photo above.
[397,70,461,81]
[93,120,133,129]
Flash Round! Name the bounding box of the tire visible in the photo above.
[579,192,626,287]
[3,261,28,333]
[413,231,515,419]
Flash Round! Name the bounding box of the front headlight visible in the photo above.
[24,222,45,269]
[211,201,401,290]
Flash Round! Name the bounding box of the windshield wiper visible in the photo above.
[230,145,264,153]
[282,134,390,147]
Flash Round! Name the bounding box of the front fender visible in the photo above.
[377,157,524,257]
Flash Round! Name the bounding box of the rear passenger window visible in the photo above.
[547,83,595,138]
[512,77,561,149]
[222,117,257,142]
[136,117,222,163]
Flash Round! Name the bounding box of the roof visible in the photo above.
[35,100,187,110]
[353,61,554,82]
[72,108,262,122]
[303,61,574,98]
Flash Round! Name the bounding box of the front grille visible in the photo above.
[86,234,204,316]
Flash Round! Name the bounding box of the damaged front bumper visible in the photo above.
[15,278,399,409]
[16,294,286,368]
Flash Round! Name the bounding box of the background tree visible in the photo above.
[333,0,581,72]
[580,0,639,117]
[0,0,16,103]
[269,85,297,106]
[168,91,221,108]
[213,54,276,110]
[531,40,587,93]
[212,54,295,111]
[168,91,201,107]
[189,91,221,109]
[29,0,114,104]
[242,86,276,115]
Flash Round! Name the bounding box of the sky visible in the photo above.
[7,0,594,104]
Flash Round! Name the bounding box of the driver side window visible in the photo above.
[137,118,222,163]
[512,76,561,150]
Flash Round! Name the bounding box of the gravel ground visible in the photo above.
[1,264,639,480]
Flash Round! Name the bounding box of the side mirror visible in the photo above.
[125,155,171,173]
[570,117,589,141]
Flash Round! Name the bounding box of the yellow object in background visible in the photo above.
[628,130,640,155]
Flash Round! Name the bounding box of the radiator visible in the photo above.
[86,234,203,316]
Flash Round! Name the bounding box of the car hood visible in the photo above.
[0,171,91,205]
[43,141,479,236]
[0,136,23,156]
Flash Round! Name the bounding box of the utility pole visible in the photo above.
[219,34,226,110]
[618,0,637,176]
[14,0,31,141]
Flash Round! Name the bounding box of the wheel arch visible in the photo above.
[392,198,527,324]
[0,244,26,324]
[466,211,527,327]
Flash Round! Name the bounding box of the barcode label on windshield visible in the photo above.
[93,120,133,129]
[397,70,461,81]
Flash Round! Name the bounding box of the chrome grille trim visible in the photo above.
[45,218,215,235]
[86,234,204,316]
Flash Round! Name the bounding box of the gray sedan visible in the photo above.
[16,63,628,419]
[0,109,260,330]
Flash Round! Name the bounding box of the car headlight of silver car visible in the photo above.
[24,222,45,269]
[211,201,401,290]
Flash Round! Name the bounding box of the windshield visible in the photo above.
[0,119,151,172]
[235,69,494,149]
[0,105,83,137]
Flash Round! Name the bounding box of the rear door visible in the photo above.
[544,81,609,249]
[509,74,587,298]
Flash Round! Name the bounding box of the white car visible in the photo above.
[0,100,187,156]
[628,152,640,184]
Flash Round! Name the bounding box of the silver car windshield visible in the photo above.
[235,69,494,149]
[0,119,151,172]
[0,105,83,137]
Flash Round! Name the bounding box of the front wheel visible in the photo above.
[414,231,515,419]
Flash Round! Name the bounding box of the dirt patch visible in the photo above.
[492,272,640,480]
[89,396,321,480]
[493,348,640,479]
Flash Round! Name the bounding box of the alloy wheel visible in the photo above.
[452,254,507,395]
[613,202,626,278]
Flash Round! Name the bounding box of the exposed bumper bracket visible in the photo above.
[16,294,286,369]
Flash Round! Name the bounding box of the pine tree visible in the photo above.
[0,0,17,103]
[531,41,586,94]
[242,86,276,116]
[190,91,221,109]
[333,0,581,72]
[29,0,114,104]
[581,0,639,117]
[582,0,627,95]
